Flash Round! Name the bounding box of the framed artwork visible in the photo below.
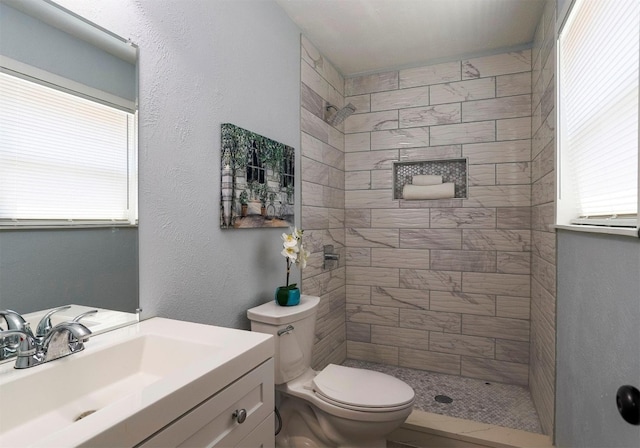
[220,123,295,229]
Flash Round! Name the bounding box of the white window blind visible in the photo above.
[558,0,639,228]
[0,72,137,225]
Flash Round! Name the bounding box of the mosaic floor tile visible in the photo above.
[343,359,542,434]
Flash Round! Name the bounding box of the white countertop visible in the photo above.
[0,317,274,447]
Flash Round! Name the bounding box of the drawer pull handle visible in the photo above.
[233,408,247,424]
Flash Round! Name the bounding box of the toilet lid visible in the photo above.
[312,364,414,409]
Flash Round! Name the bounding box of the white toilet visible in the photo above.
[247,295,415,448]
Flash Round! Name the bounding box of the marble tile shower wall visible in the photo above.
[529,0,557,436]
[299,36,348,370]
[343,51,533,386]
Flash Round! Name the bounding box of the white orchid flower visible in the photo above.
[279,228,308,290]
[282,232,298,249]
[297,244,310,269]
[281,245,298,261]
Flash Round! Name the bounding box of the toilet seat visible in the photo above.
[314,391,413,413]
[312,364,414,413]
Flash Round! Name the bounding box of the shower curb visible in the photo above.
[388,410,554,448]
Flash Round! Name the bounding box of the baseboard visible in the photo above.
[388,410,554,448]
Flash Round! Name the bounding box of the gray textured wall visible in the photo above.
[556,0,569,15]
[0,2,135,101]
[556,230,640,447]
[55,0,301,329]
[0,228,138,314]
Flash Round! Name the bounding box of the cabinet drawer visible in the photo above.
[236,413,275,448]
[138,359,274,447]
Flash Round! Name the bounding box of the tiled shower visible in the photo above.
[300,0,557,436]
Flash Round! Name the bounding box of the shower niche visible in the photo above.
[393,158,468,200]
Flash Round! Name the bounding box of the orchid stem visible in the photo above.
[286,259,290,287]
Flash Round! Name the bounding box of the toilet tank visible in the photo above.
[247,295,320,384]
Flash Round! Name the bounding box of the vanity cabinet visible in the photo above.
[137,359,275,448]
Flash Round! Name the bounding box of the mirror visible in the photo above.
[0,1,139,319]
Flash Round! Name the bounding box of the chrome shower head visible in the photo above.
[326,103,357,126]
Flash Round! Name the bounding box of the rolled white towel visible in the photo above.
[403,183,456,200]
[412,174,442,186]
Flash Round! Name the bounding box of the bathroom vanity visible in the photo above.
[138,358,274,447]
[0,318,275,447]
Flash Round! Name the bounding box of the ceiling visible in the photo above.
[275,0,546,76]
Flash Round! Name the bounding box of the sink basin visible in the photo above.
[0,317,273,447]
[1,335,214,442]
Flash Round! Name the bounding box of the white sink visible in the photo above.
[0,317,273,447]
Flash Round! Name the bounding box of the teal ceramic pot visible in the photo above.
[275,287,301,306]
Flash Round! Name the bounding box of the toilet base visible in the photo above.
[276,397,335,448]
[276,395,390,448]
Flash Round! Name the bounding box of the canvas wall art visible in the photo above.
[220,123,295,229]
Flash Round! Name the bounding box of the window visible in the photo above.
[0,71,137,226]
[246,140,266,184]
[0,0,137,228]
[280,146,295,189]
[558,0,639,234]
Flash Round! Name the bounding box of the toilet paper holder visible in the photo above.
[323,245,339,269]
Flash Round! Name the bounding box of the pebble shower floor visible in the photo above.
[342,359,542,434]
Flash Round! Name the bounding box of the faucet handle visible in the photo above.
[68,313,95,350]
[0,309,28,331]
[72,309,98,323]
[35,305,72,338]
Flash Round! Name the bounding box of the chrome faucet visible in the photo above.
[0,309,31,361]
[0,307,92,368]
[0,322,91,369]
[40,322,91,363]
[1,306,69,361]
